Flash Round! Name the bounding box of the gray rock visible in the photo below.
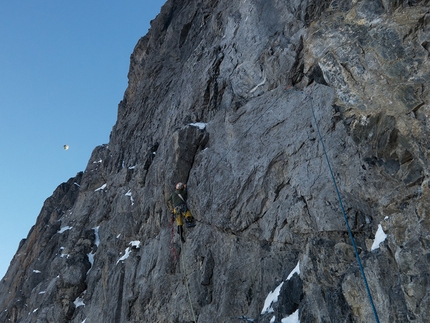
[1,0,430,322]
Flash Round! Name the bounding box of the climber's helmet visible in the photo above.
[176,182,184,190]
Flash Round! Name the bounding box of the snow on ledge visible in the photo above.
[286,261,300,280]
[93,226,100,247]
[189,122,207,130]
[262,261,300,315]
[125,190,135,205]
[116,241,141,264]
[371,224,387,251]
[73,293,86,308]
[58,226,72,233]
[94,183,107,192]
[116,247,132,264]
[281,309,300,323]
[129,240,141,248]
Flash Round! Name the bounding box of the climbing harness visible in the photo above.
[307,86,380,323]
[180,239,197,323]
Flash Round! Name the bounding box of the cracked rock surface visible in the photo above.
[1,0,430,322]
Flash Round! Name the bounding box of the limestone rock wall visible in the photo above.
[1,0,429,322]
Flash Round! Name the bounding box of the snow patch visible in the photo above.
[33,270,41,274]
[116,247,132,264]
[73,295,85,308]
[87,252,95,268]
[125,190,135,205]
[129,240,141,248]
[94,183,107,192]
[189,122,207,130]
[262,261,300,315]
[286,261,300,280]
[93,226,100,247]
[262,282,283,314]
[116,241,141,264]
[281,309,300,323]
[86,227,100,274]
[371,224,387,251]
[128,165,136,169]
[58,226,72,233]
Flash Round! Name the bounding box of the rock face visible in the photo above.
[1,0,430,322]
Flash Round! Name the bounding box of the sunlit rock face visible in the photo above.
[1,0,429,322]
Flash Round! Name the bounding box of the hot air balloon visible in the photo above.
[63,145,69,150]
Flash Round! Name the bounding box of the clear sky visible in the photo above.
[0,0,166,279]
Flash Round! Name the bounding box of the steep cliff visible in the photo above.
[1,0,430,322]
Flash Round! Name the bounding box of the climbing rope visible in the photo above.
[307,88,380,323]
[181,84,380,322]
[180,238,197,323]
[169,217,179,262]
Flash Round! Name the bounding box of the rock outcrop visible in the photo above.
[1,0,429,322]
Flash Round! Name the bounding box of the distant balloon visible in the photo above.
[63,145,69,150]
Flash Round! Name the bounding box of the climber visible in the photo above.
[167,182,195,242]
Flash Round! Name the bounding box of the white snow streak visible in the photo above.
[261,282,283,314]
[371,224,387,251]
[33,270,41,274]
[86,226,101,274]
[116,247,132,264]
[94,183,107,192]
[116,241,141,264]
[189,122,207,130]
[58,226,72,233]
[87,253,94,268]
[125,190,135,205]
[93,226,101,247]
[129,240,141,248]
[286,262,300,280]
[281,309,300,323]
[261,261,300,315]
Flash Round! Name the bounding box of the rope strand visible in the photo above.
[308,90,380,323]
[180,239,197,323]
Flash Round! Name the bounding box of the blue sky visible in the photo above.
[0,0,166,279]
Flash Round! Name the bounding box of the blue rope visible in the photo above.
[308,93,380,323]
